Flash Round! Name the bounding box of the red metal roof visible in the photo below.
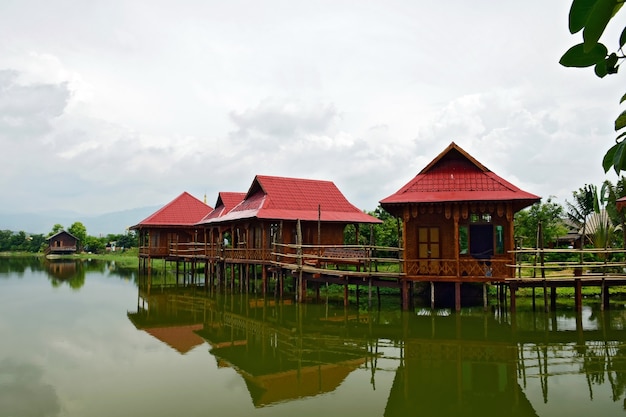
[203,175,381,224]
[131,192,213,228]
[380,142,540,209]
[199,192,246,222]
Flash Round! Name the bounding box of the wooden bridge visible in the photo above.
[139,242,626,312]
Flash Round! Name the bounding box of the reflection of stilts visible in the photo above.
[537,345,549,403]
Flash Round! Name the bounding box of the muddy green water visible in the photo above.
[2,257,626,417]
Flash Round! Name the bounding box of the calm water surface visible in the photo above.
[2,257,626,417]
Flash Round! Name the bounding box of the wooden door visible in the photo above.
[418,227,440,275]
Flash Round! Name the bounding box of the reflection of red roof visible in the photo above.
[131,192,213,228]
[200,192,246,222]
[144,324,205,354]
[380,142,540,210]
[246,359,365,407]
[203,175,380,224]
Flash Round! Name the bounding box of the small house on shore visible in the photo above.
[45,230,79,256]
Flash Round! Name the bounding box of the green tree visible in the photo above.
[604,177,626,246]
[566,184,598,247]
[566,183,619,249]
[559,0,626,173]
[514,197,567,248]
[83,235,106,254]
[343,206,400,248]
[49,224,64,236]
[68,222,87,251]
[0,230,12,251]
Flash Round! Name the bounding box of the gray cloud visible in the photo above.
[0,70,69,140]
[229,98,340,146]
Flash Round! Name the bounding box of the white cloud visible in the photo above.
[0,0,623,227]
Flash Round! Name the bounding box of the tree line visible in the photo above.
[0,221,138,254]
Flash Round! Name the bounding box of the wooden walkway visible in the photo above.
[138,243,626,312]
[505,248,626,312]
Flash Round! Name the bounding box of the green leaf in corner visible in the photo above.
[583,0,618,52]
[560,43,608,67]
[620,26,626,48]
[616,110,626,131]
[569,0,597,34]
[604,143,619,172]
[620,92,626,104]
[612,141,626,174]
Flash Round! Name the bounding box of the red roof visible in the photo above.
[131,192,213,228]
[199,192,246,222]
[380,142,540,210]
[203,175,381,224]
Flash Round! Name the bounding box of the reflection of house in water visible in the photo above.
[44,259,86,289]
[127,291,209,354]
[197,310,368,407]
[45,259,78,280]
[128,286,369,406]
[127,285,626,413]
[384,315,538,417]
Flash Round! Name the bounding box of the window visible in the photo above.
[495,225,504,254]
[459,226,468,254]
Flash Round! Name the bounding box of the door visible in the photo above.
[469,224,493,259]
[418,227,440,275]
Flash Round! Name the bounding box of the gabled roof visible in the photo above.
[46,230,79,241]
[380,142,540,211]
[203,175,381,224]
[130,192,213,229]
[199,192,246,223]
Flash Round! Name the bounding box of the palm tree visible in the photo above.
[566,184,598,249]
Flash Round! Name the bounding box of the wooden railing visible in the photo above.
[271,244,403,274]
[403,258,512,279]
[509,247,626,279]
[47,245,77,254]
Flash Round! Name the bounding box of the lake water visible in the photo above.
[2,257,626,417]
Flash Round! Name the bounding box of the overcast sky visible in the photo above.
[1,0,623,217]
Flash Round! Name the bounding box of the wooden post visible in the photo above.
[401,280,409,310]
[510,285,517,313]
[430,281,435,309]
[601,279,609,310]
[575,279,582,312]
[482,283,488,311]
[296,219,303,303]
[454,282,461,312]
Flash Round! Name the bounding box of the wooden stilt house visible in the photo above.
[45,230,79,256]
[198,175,381,276]
[380,142,540,307]
[198,191,247,261]
[130,192,213,262]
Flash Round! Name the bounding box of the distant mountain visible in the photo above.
[0,205,161,236]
